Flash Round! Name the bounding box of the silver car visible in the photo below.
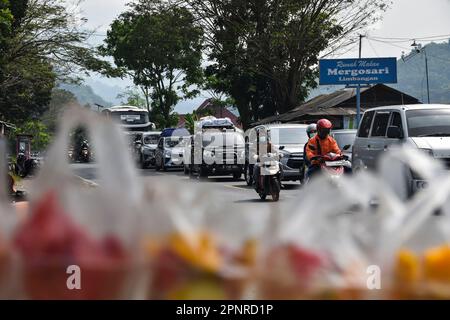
[352,104,450,198]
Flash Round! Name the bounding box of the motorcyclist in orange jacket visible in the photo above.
[305,119,341,178]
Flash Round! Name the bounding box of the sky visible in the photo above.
[77,0,450,112]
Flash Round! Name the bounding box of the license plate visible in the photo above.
[325,160,346,167]
[121,115,140,121]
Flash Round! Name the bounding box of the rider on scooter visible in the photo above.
[305,119,341,179]
[304,124,317,168]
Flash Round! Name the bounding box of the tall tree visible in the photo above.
[187,0,391,128]
[101,0,204,129]
[0,0,111,124]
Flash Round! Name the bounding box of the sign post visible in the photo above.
[319,57,398,128]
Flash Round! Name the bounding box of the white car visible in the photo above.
[352,104,450,196]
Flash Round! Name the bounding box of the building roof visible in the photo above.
[252,84,420,126]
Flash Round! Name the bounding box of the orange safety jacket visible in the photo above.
[306,135,341,166]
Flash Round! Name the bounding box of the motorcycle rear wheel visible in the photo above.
[270,177,281,202]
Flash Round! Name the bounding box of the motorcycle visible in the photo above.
[306,153,352,182]
[15,152,38,178]
[253,153,282,201]
[78,142,91,163]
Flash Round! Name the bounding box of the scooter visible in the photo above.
[15,152,38,178]
[253,153,282,201]
[307,153,352,181]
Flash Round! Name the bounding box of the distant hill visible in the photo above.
[390,41,450,104]
[84,79,124,105]
[58,83,112,108]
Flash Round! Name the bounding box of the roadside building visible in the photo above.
[0,120,15,137]
[252,84,420,129]
[178,98,242,129]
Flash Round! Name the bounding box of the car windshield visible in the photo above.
[270,127,309,145]
[406,109,450,137]
[202,132,245,147]
[143,134,159,145]
[165,137,189,148]
[333,132,356,149]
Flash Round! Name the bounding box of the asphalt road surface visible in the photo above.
[70,163,303,210]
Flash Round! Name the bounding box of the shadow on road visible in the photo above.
[234,198,274,204]
[281,183,300,190]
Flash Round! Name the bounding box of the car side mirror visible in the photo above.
[387,126,403,139]
[279,146,285,150]
[343,144,351,151]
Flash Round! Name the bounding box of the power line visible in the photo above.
[368,38,411,51]
[367,38,379,57]
[370,33,450,41]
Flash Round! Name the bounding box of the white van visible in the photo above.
[353,104,450,195]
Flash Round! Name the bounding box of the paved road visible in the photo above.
[70,163,303,210]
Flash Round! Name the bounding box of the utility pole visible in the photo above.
[356,34,365,128]
[424,48,431,104]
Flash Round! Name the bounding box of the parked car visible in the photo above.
[155,135,190,171]
[352,104,450,197]
[331,129,357,162]
[244,124,309,186]
[138,131,161,168]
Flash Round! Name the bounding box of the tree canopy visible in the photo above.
[187,0,390,128]
[0,0,110,124]
[101,0,204,129]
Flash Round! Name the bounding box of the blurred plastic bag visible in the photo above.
[257,162,408,300]
[140,178,265,300]
[0,138,18,298]
[377,148,450,299]
[12,107,144,300]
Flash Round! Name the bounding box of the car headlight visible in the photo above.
[164,150,171,158]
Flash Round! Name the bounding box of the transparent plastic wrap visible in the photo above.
[376,147,450,299]
[11,107,144,300]
[0,139,18,298]
[257,153,409,300]
[141,179,267,300]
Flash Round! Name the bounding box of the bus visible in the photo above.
[101,106,155,132]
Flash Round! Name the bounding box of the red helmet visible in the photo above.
[317,119,332,139]
[317,119,332,130]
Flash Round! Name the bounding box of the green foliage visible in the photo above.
[14,120,52,151]
[0,55,55,123]
[0,0,12,56]
[117,87,148,108]
[101,0,204,128]
[188,0,390,128]
[0,0,111,124]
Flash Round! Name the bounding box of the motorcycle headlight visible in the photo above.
[203,150,215,158]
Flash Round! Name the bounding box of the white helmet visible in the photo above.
[306,123,317,139]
